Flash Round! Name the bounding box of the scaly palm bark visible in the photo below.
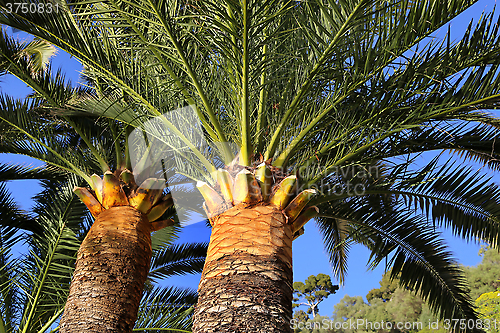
[193,165,315,332]
[195,204,293,332]
[59,171,174,332]
[60,206,152,332]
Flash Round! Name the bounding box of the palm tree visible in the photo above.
[2,0,500,332]
[0,37,207,331]
[0,168,206,333]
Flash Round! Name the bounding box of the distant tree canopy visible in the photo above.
[331,283,438,333]
[293,274,339,319]
[470,248,500,333]
[366,270,400,302]
[465,246,500,300]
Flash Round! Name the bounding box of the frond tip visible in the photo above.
[89,174,104,204]
[284,189,316,221]
[128,178,162,214]
[196,181,224,213]
[255,163,272,199]
[147,194,173,222]
[102,171,129,208]
[216,169,234,203]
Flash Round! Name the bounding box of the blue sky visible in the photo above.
[0,0,498,317]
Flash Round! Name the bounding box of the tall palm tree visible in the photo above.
[2,0,500,332]
[0,37,207,331]
[0,168,206,333]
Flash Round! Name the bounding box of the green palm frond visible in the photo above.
[0,29,74,105]
[315,215,351,287]
[0,231,20,333]
[1,0,497,168]
[0,95,93,181]
[0,182,38,234]
[15,37,56,73]
[0,26,56,75]
[365,121,500,171]
[313,158,500,246]
[0,162,67,182]
[134,286,197,333]
[148,243,207,283]
[1,0,498,186]
[0,186,24,333]
[14,175,84,333]
[317,205,475,321]
[390,160,500,246]
[0,249,17,333]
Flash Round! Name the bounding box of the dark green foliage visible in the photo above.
[330,277,442,333]
[293,248,500,333]
[294,310,310,323]
[366,271,400,302]
[148,242,207,282]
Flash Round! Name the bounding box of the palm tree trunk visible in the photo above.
[60,206,152,333]
[193,203,293,333]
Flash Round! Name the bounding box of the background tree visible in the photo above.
[292,315,333,333]
[293,273,339,318]
[2,1,500,332]
[465,247,500,300]
[327,249,500,333]
[366,271,400,302]
[475,288,500,333]
[293,310,311,333]
[331,271,442,333]
[466,247,500,333]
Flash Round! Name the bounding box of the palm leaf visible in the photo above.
[318,205,475,320]
[148,243,207,283]
[134,286,197,333]
[14,175,84,333]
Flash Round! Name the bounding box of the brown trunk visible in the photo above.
[193,203,293,333]
[59,206,152,333]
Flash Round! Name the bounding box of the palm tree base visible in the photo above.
[193,203,293,333]
[59,206,152,333]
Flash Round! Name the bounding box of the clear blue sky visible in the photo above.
[0,0,498,317]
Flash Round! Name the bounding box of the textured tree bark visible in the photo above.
[60,206,152,333]
[193,203,293,333]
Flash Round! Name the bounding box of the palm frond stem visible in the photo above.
[265,0,369,161]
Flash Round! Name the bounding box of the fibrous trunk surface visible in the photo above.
[59,206,152,333]
[193,203,293,333]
